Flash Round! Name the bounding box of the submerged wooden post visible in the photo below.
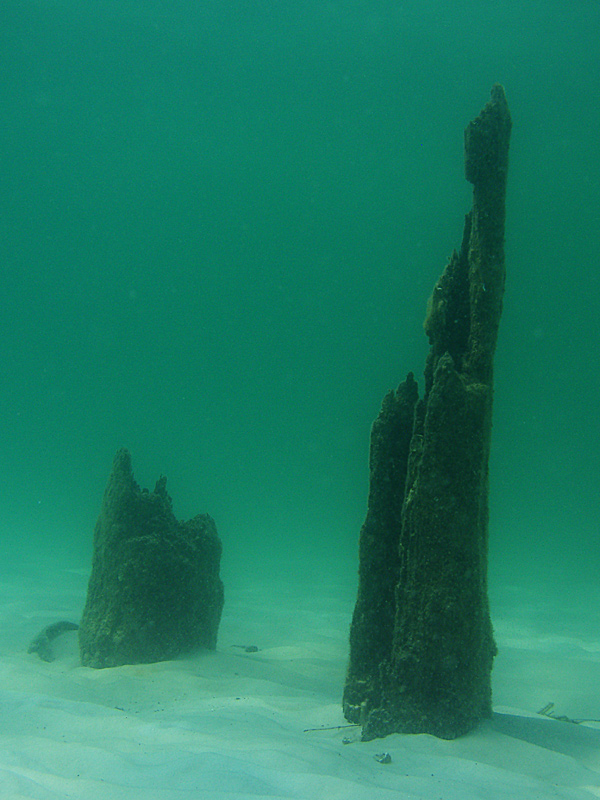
[79,449,224,668]
[344,85,511,740]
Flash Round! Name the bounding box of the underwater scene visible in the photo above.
[1,1,599,798]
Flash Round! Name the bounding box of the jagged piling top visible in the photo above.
[464,84,511,193]
[463,84,512,383]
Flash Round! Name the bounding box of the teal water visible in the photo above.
[1,0,599,594]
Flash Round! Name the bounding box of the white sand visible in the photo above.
[1,562,599,800]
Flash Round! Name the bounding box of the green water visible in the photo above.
[1,0,598,591]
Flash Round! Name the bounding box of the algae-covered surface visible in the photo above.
[1,0,599,797]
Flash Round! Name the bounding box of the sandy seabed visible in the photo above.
[1,558,599,800]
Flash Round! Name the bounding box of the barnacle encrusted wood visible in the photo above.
[344,85,511,739]
[79,449,224,668]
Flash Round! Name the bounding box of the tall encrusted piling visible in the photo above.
[344,85,511,740]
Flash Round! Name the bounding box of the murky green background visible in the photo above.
[1,1,598,593]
